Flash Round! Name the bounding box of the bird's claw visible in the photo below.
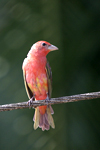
[27,96,35,108]
[45,94,50,105]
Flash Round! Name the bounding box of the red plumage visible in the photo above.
[22,41,58,131]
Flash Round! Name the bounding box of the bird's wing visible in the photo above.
[45,62,52,98]
[23,69,35,100]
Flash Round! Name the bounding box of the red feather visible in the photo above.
[22,41,58,131]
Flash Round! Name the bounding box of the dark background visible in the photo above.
[0,0,100,149]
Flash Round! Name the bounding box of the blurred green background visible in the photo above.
[0,0,100,149]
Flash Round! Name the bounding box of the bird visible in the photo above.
[22,41,58,131]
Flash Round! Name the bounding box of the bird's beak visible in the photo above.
[48,45,58,51]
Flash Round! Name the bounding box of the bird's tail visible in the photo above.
[33,106,55,131]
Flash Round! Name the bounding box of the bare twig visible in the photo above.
[0,91,100,112]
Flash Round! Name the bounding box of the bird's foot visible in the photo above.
[45,94,50,105]
[27,96,35,108]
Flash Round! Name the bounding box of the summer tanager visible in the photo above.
[22,41,58,131]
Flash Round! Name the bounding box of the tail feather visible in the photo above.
[39,113,50,131]
[33,106,55,131]
[49,105,54,114]
[34,107,40,130]
[47,106,55,129]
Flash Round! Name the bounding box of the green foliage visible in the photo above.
[0,0,100,149]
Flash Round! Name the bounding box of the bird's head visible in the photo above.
[28,41,58,57]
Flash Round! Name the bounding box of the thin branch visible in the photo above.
[0,91,100,112]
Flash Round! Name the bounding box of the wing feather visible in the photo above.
[23,69,35,100]
[45,62,52,98]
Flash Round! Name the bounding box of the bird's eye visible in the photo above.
[42,43,46,46]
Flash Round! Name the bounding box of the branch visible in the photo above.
[0,91,100,112]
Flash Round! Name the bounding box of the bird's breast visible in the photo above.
[25,60,48,100]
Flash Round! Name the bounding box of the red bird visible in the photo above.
[22,41,58,131]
